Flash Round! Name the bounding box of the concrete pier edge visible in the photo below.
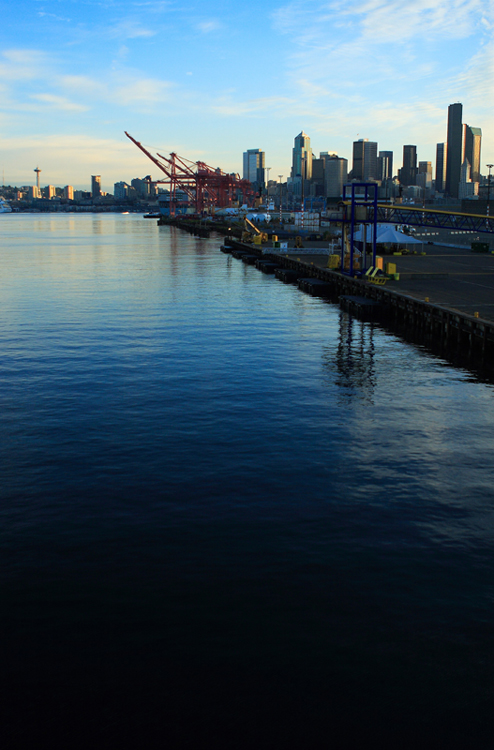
[223,237,494,378]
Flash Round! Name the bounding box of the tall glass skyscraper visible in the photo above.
[291,132,312,181]
[351,139,378,181]
[243,149,265,188]
[435,143,447,193]
[445,103,463,198]
[463,125,482,184]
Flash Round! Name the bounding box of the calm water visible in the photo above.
[1,214,493,747]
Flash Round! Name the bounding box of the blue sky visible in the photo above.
[1,0,492,190]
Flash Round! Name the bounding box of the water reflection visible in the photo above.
[323,312,376,405]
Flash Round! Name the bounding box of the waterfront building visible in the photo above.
[378,151,393,181]
[325,156,348,198]
[64,185,74,200]
[463,125,482,184]
[445,103,463,198]
[351,139,378,181]
[131,177,152,198]
[243,149,265,188]
[114,182,129,200]
[436,143,447,193]
[291,132,312,196]
[399,145,417,186]
[91,175,102,198]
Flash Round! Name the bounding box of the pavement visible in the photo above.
[277,242,494,323]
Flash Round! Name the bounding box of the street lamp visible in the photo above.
[278,176,283,224]
[487,164,493,204]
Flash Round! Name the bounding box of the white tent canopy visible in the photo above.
[352,224,422,244]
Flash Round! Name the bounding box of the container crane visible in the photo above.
[125,132,254,216]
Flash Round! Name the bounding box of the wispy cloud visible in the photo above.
[212,95,299,117]
[58,72,173,108]
[37,11,71,22]
[107,19,157,39]
[30,93,89,112]
[195,19,222,34]
[0,49,49,81]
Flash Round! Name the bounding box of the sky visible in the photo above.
[1,0,493,191]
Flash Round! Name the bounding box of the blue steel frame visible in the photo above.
[374,204,494,233]
[342,183,378,276]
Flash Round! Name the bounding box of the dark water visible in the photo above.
[1,214,493,747]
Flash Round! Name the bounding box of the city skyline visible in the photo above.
[1,1,492,188]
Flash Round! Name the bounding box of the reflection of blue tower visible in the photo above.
[34,167,41,190]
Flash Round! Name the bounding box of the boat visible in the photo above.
[0,198,13,213]
[144,212,161,219]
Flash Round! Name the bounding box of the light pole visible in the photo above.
[486,164,493,226]
[487,164,493,204]
[278,176,283,225]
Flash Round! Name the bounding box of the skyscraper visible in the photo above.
[91,175,102,198]
[435,143,447,193]
[325,156,348,198]
[399,145,417,186]
[445,103,463,198]
[351,139,378,181]
[243,149,265,187]
[291,132,312,186]
[378,151,393,181]
[463,125,482,183]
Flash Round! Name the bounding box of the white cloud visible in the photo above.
[107,19,157,39]
[0,133,153,187]
[211,95,296,116]
[58,72,172,108]
[0,49,49,81]
[113,78,172,105]
[196,20,222,34]
[30,94,89,112]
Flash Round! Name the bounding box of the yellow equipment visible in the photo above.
[242,217,268,244]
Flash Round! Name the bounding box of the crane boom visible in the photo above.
[124,131,255,216]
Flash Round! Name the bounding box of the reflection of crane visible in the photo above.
[125,132,254,216]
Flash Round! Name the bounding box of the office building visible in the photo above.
[310,158,326,196]
[416,161,432,195]
[114,182,129,200]
[27,186,40,199]
[399,145,417,186]
[435,143,447,193]
[378,151,393,181]
[243,149,265,188]
[91,175,102,198]
[291,132,312,196]
[351,139,378,181]
[131,177,152,198]
[45,185,56,199]
[458,159,478,200]
[463,125,482,183]
[325,156,348,198]
[64,185,74,200]
[445,103,463,198]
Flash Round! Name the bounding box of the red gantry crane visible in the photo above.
[125,132,255,216]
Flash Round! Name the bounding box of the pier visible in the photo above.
[221,236,494,377]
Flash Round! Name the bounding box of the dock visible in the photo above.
[220,237,494,377]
